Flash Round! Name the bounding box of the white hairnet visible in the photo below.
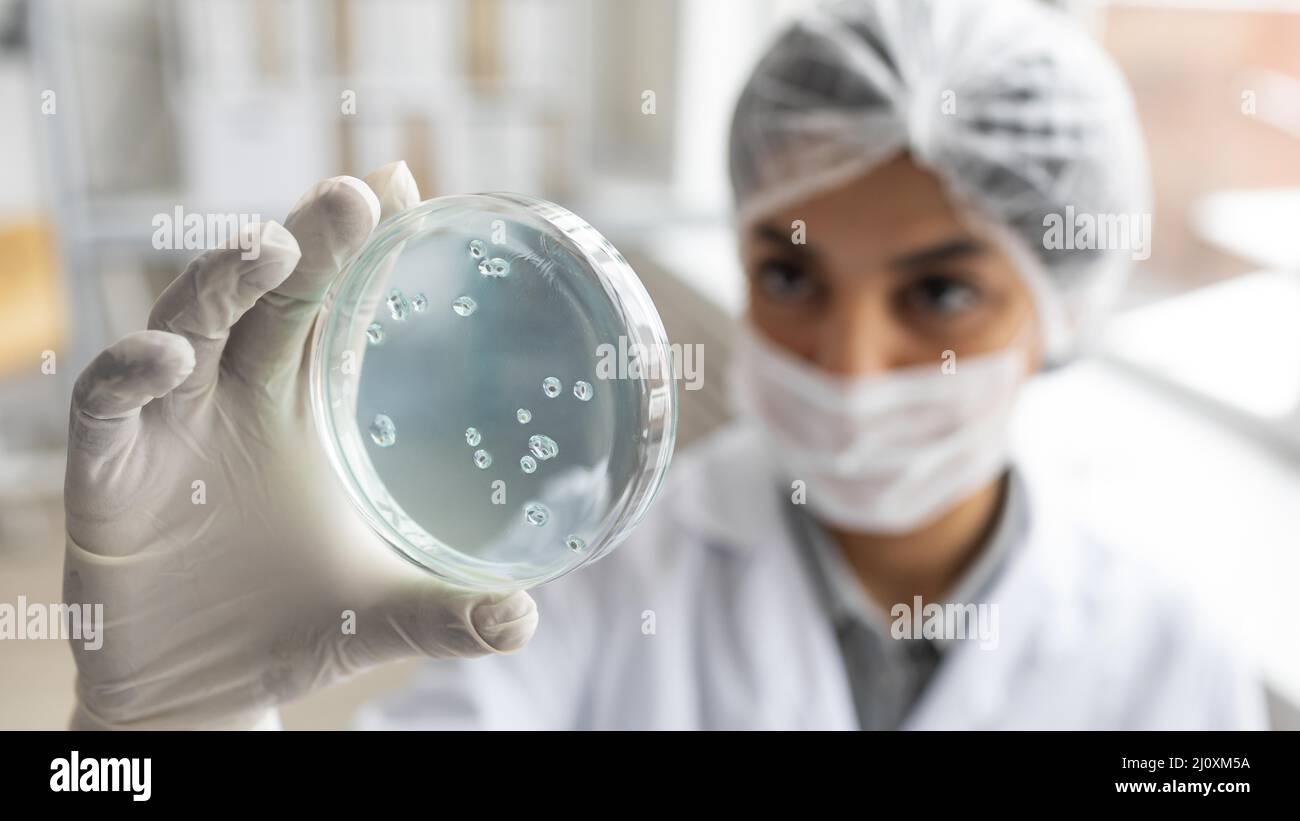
[728,0,1150,361]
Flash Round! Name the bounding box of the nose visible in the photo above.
[814,294,897,377]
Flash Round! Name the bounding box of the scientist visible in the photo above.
[64,0,1265,730]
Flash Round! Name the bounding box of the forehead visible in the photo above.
[745,154,975,262]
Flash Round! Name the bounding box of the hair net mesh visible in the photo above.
[728,0,1150,359]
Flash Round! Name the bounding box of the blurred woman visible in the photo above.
[359,0,1265,730]
[63,0,1265,731]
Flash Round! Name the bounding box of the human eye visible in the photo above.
[753,258,817,303]
[898,273,983,318]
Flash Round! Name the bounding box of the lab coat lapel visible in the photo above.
[670,425,859,728]
[691,540,860,729]
[901,470,1086,730]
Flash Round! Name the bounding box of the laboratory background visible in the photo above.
[1,0,1299,729]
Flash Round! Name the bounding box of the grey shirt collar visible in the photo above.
[792,467,1028,653]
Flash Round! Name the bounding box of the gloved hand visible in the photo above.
[63,162,538,730]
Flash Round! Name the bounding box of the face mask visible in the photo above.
[729,322,1030,534]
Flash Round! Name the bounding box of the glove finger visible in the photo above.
[146,221,300,405]
[356,160,421,316]
[345,585,538,667]
[364,160,421,229]
[223,175,380,393]
[67,330,195,470]
[342,161,422,413]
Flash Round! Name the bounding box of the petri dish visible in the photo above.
[310,194,677,591]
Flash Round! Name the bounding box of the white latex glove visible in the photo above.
[63,162,538,730]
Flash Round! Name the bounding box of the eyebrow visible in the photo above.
[754,225,808,248]
[752,225,824,269]
[888,238,988,271]
[751,225,987,271]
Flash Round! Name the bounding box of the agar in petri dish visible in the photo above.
[311,194,677,590]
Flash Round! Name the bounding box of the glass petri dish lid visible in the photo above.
[311,193,677,591]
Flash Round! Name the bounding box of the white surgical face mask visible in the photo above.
[729,321,1031,534]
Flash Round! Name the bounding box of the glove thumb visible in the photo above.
[359,583,539,663]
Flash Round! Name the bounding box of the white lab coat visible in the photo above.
[357,423,1268,730]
